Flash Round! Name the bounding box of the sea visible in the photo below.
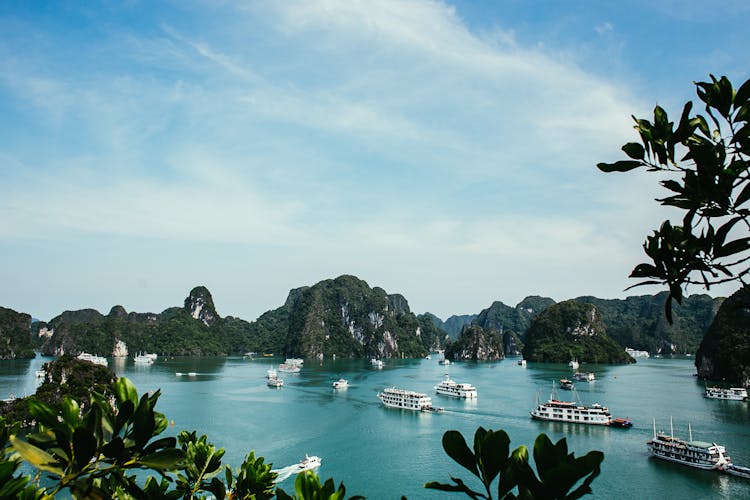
[2,355,749,499]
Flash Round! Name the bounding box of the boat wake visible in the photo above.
[271,455,322,483]
[271,464,304,483]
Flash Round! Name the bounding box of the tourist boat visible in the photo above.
[278,363,301,373]
[378,387,443,413]
[647,418,731,470]
[434,374,477,399]
[573,372,595,382]
[559,379,574,390]
[610,418,633,428]
[371,358,384,369]
[332,378,348,389]
[285,358,304,366]
[625,347,650,358]
[568,359,579,370]
[705,386,748,401]
[725,464,750,479]
[295,454,321,472]
[530,385,612,425]
[77,352,108,366]
[518,359,527,367]
[267,376,284,388]
[134,353,155,365]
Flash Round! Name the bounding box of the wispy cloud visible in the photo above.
[2,0,723,320]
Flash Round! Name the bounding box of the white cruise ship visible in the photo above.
[378,387,442,412]
[625,347,650,358]
[647,419,731,470]
[77,352,108,366]
[134,353,154,365]
[278,363,301,373]
[434,375,477,399]
[705,386,748,401]
[530,386,612,425]
[572,372,595,382]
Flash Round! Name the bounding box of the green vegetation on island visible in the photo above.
[522,301,634,364]
[695,287,750,386]
[0,307,36,359]
[445,325,506,361]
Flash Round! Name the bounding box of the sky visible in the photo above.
[1,0,749,322]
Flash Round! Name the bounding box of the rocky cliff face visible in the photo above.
[574,292,721,354]
[0,307,35,359]
[522,300,633,364]
[184,286,219,326]
[282,275,426,358]
[695,287,750,386]
[444,324,505,361]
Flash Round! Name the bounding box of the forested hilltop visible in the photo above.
[23,276,444,359]
[430,292,722,360]
[3,277,722,360]
[0,307,36,359]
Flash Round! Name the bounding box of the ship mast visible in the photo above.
[652,418,656,439]
[670,416,674,439]
[688,422,693,442]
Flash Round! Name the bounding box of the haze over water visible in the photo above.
[2,356,749,498]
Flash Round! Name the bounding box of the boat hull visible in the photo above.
[530,413,611,425]
[647,450,722,470]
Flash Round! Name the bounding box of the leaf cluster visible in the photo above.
[426,427,602,499]
[598,75,750,320]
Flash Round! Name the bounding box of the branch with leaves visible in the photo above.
[598,74,750,320]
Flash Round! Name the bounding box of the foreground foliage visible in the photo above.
[598,74,750,320]
[427,427,603,499]
[0,370,602,499]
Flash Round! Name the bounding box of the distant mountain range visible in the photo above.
[0,275,726,361]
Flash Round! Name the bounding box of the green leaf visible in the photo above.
[621,142,645,160]
[72,427,97,470]
[715,237,750,258]
[27,400,59,429]
[596,160,642,172]
[9,436,64,476]
[735,77,750,107]
[442,430,479,478]
[138,448,186,470]
[114,378,139,406]
[61,398,80,428]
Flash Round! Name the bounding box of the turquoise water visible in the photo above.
[2,355,749,499]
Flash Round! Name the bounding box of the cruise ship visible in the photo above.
[530,386,612,425]
[573,372,595,382]
[434,374,477,399]
[77,352,108,366]
[705,386,748,401]
[647,419,731,470]
[378,387,442,412]
[278,363,301,373]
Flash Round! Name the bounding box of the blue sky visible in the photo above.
[1,0,748,322]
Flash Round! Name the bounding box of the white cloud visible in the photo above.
[0,0,691,320]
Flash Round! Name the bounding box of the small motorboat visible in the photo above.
[332,378,349,389]
[267,377,284,388]
[296,454,321,471]
[559,379,574,390]
[610,418,633,428]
